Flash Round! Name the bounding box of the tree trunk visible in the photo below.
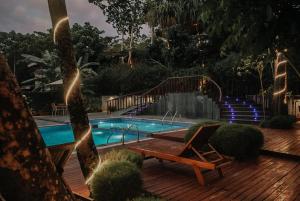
[47,0,99,180]
[0,54,76,201]
[259,74,266,120]
[272,53,288,115]
[128,28,134,68]
[150,26,155,45]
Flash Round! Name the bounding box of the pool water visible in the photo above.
[90,118,185,133]
[39,118,189,147]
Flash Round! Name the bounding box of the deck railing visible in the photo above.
[107,75,222,114]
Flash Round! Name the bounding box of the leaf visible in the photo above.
[80,62,100,69]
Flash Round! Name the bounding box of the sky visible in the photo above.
[0,0,148,36]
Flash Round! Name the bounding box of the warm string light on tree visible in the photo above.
[85,157,102,184]
[74,125,92,149]
[53,16,69,44]
[273,52,288,98]
[53,16,101,183]
[65,68,80,106]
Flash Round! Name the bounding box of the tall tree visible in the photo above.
[0,54,76,201]
[47,0,99,180]
[89,0,145,67]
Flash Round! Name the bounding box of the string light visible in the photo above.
[275,72,287,79]
[273,51,288,97]
[74,124,92,149]
[53,15,102,185]
[65,68,80,106]
[53,17,69,44]
[85,156,102,184]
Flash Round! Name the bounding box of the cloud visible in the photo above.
[0,0,120,36]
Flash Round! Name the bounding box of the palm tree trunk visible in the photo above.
[0,54,76,201]
[47,0,99,180]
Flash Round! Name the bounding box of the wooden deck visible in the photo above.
[63,123,300,200]
[260,124,300,159]
[63,154,300,201]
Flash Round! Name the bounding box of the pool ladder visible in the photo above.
[106,124,140,145]
[161,110,178,125]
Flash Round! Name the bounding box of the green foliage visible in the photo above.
[83,97,102,112]
[259,119,270,128]
[102,149,144,169]
[184,120,223,143]
[91,160,143,201]
[71,22,113,61]
[210,124,264,160]
[265,115,297,129]
[131,196,165,201]
[89,63,170,95]
[21,50,61,92]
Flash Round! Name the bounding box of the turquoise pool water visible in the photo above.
[39,118,189,147]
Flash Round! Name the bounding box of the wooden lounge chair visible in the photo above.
[128,125,231,186]
[48,142,74,175]
[48,143,93,201]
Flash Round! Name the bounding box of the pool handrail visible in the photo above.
[126,124,140,143]
[106,126,124,144]
[171,110,178,125]
[161,110,171,125]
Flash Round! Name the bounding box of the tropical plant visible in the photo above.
[21,50,61,92]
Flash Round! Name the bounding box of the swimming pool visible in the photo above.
[39,118,189,147]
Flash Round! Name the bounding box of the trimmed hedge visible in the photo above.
[91,160,143,201]
[130,197,165,201]
[184,120,223,143]
[260,115,296,129]
[210,124,264,160]
[269,115,296,129]
[102,149,143,169]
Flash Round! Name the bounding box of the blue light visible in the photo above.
[236,98,239,102]
[229,120,233,123]
[243,101,246,105]
[250,105,252,108]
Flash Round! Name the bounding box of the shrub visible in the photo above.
[102,149,144,169]
[130,196,165,201]
[91,160,143,201]
[184,120,224,143]
[266,115,296,129]
[259,119,270,128]
[210,124,264,160]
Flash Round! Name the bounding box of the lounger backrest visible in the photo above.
[179,124,220,156]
